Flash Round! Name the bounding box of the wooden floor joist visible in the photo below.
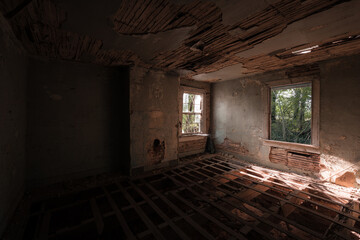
[173,165,320,239]
[6,154,360,240]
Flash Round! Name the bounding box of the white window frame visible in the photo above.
[263,78,320,153]
[179,86,206,136]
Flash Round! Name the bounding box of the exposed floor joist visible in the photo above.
[3,154,360,239]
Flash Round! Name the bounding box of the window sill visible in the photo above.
[263,139,320,154]
[179,134,209,142]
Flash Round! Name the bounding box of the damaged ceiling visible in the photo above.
[1,0,360,81]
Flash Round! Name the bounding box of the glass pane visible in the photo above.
[194,104,201,113]
[188,94,195,113]
[270,84,312,144]
[194,95,202,113]
[195,114,201,123]
[183,93,198,113]
[183,103,189,112]
[182,114,200,133]
[195,95,201,104]
[183,93,189,104]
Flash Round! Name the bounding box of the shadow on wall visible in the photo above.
[107,66,130,175]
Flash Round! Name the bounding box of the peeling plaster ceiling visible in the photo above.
[1,0,360,81]
[54,0,196,61]
[236,0,360,58]
[192,63,245,82]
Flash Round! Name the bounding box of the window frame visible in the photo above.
[263,78,320,152]
[179,86,206,136]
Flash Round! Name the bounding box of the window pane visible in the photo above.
[195,114,201,123]
[194,95,201,104]
[194,104,201,113]
[270,84,312,144]
[183,103,189,112]
[188,94,195,112]
[182,114,200,133]
[182,92,203,134]
[194,94,202,113]
[183,93,189,104]
[183,93,202,114]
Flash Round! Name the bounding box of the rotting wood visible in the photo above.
[140,179,221,240]
[153,0,349,76]
[178,164,323,239]
[210,157,360,222]
[103,187,137,240]
[347,202,360,228]
[90,198,104,235]
[280,191,308,218]
[214,156,360,214]
[127,181,191,240]
[170,192,246,240]
[112,0,221,35]
[163,171,278,240]
[198,159,360,234]
[240,33,360,74]
[269,147,321,172]
[0,0,144,66]
[6,154,360,239]
[235,184,270,202]
[116,182,167,240]
[183,156,352,210]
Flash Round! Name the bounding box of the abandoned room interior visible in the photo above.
[1,0,360,239]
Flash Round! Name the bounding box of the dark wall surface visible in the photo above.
[27,58,129,186]
[212,55,360,177]
[0,15,27,236]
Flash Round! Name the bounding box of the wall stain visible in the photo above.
[216,138,249,155]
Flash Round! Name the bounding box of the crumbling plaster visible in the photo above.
[318,56,360,185]
[54,0,196,62]
[130,66,179,173]
[195,0,360,81]
[236,0,360,59]
[193,63,246,82]
[3,0,357,81]
[211,55,360,184]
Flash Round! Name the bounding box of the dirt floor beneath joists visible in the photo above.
[2,154,360,240]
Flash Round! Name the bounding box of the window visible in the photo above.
[270,83,312,144]
[182,92,203,134]
[179,86,206,135]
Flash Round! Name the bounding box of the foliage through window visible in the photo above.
[182,93,203,134]
[270,83,312,144]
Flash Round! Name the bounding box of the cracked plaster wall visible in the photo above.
[130,67,179,173]
[212,55,360,180]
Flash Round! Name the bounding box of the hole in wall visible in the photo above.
[149,139,165,164]
[288,151,311,157]
[153,139,161,151]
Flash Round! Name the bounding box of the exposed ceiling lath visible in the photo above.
[240,33,360,74]
[0,0,358,80]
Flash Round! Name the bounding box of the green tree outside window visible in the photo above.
[270,84,312,144]
[182,93,202,134]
